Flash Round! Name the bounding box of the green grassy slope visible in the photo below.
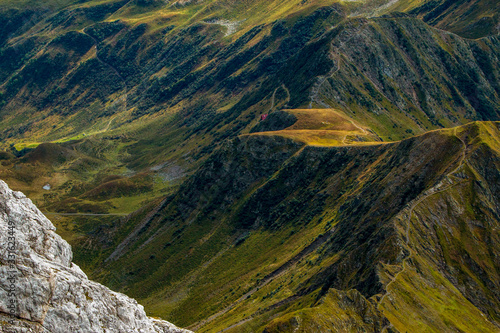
[77,121,500,332]
[0,0,499,151]
[0,0,497,203]
[0,1,499,331]
[345,0,500,39]
[376,122,500,332]
[304,16,500,140]
[248,108,379,146]
[409,0,500,39]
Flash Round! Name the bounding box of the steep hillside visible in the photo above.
[0,1,500,331]
[409,0,500,39]
[0,179,191,333]
[76,121,500,332]
[301,16,500,139]
[0,0,498,151]
[349,0,500,39]
[0,0,498,223]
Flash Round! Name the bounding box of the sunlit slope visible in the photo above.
[7,0,491,40]
[300,17,500,140]
[1,0,498,222]
[0,1,499,330]
[78,122,500,332]
[376,122,500,332]
[248,108,379,146]
[344,0,500,39]
[0,0,499,151]
[408,0,500,39]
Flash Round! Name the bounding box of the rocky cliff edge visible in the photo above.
[0,179,191,333]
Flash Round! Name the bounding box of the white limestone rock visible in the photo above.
[0,180,191,333]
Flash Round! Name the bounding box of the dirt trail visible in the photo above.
[103,116,115,132]
[44,212,127,216]
[309,52,341,109]
[82,30,128,116]
[269,88,277,112]
[348,119,368,134]
[270,84,291,112]
[282,84,291,104]
[308,76,332,109]
[377,129,467,332]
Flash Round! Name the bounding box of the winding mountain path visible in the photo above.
[270,84,291,112]
[309,52,341,109]
[269,87,278,112]
[377,128,468,332]
[281,84,291,104]
[81,30,128,116]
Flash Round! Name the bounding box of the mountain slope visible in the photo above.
[76,121,500,332]
[409,0,500,39]
[0,0,498,149]
[0,0,498,225]
[0,1,499,332]
[0,179,191,333]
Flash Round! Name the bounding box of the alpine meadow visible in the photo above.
[0,0,500,332]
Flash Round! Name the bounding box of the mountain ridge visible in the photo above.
[0,1,498,224]
[0,1,499,331]
[73,121,500,332]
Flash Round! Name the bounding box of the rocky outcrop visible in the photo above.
[0,180,191,333]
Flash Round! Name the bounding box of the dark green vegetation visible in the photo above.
[87,122,500,332]
[409,0,500,39]
[1,0,500,331]
[0,0,499,148]
[0,0,499,216]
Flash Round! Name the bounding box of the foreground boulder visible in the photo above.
[0,180,191,333]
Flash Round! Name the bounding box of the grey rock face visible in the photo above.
[0,180,191,333]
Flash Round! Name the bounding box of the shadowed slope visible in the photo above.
[248,108,379,146]
[76,122,500,332]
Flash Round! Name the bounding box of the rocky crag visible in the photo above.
[0,179,191,333]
